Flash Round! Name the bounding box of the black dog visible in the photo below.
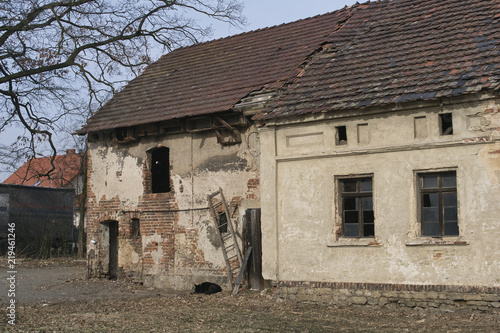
[194,282,222,295]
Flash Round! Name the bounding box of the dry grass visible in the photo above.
[1,258,500,332]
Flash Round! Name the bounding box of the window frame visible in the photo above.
[335,125,347,145]
[439,113,453,136]
[417,170,458,238]
[337,175,375,239]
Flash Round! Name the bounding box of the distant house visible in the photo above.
[3,149,84,226]
[2,149,85,255]
[79,0,500,310]
[0,184,75,256]
[4,149,82,190]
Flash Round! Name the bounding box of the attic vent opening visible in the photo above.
[439,113,453,136]
[112,127,136,143]
[151,147,171,193]
[336,126,347,145]
[115,128,127,142]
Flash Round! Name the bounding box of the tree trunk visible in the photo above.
[77,151,87,258]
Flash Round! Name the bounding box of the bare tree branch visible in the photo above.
[0,0,244,180]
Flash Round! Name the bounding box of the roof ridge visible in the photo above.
[81,2,363,133]
[165,2,362,53]
[255,0,500,120]
[81,0,500,131]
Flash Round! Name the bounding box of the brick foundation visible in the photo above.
[273,281,500,311]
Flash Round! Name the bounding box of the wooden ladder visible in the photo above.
[208,188,250,294]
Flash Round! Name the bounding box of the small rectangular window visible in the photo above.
[338,177,374,238]
[336,126,347,145]
[131,218,140,238]
[439,113,453,135]
[418,171,458,237]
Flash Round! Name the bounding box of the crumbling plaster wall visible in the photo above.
[86,125,260,290]
[260,96,500,288]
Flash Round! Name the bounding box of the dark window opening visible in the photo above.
[439,113,453,135]
[151,147,171,193]
[336,126,347,145]
[115,128,127,141]
[339,177,374,238]
[131,218,140,238]
[418,171,458,237]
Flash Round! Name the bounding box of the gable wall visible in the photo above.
[85,125,260,290]
[260,96,500,289]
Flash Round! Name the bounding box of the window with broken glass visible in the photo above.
[338,177,374,238]
[418,171,458,237]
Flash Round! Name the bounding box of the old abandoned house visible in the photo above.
[80,0,500,309]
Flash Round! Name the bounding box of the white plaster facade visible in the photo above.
[259,94,500,288]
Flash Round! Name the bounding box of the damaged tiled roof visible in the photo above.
[80,7,355,133]
[82,0,500,131]
[3,150,82,188]
[256,0,500,120]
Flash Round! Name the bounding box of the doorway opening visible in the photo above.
[100,220,118,279]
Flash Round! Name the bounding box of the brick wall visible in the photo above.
[85,137,261,289]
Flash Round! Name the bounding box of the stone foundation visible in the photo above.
[272,281,500,311]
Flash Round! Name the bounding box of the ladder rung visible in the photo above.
[222,241,235,248]
[212,203,223,210]
[209,190,221,198]
[226,255,238,261]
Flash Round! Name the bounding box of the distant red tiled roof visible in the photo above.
[80,6,355,133]
[3,150,82,188]
[256,0,500,120]
[81,0,500,131]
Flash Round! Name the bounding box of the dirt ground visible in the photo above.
[1,258,500,332]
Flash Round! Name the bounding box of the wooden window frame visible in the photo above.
[417,170,458,237]
[338,176,374,238]
[439,113,453,136]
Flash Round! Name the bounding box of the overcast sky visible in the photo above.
[210,0,360,39]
